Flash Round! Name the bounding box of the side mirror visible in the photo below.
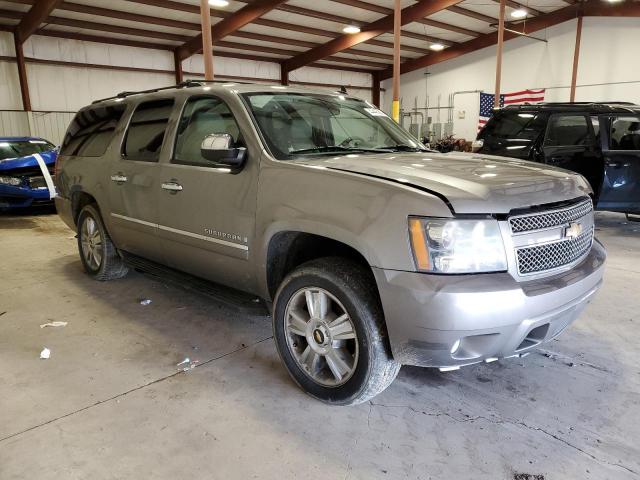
[200,133,247,167]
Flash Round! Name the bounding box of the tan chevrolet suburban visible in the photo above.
[55,81,605,405]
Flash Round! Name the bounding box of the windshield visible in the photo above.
[0,140,55,161]
[241,92,426,159]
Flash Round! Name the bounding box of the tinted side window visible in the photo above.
[173,96,241,167]
[123,99,174,162]
[544,115,591,147]
[610,116,640,150]
[61,104,126,157]
[481,112,546,140]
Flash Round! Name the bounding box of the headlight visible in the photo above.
[471,139,484,152]
[408,217,507,274]
[0,176,22,186]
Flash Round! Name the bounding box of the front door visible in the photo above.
[156,94,259,293]
[599,115,640,213]
[108,99,175,263]
[541,113,603,198]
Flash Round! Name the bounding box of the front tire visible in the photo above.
[77,204,128,281]
[273,257,400,405]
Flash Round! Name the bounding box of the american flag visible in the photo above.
[478,89,545,131]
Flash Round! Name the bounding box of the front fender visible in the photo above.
[254,159,452,296]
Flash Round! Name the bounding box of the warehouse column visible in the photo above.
[391,0,401,122]
[494,0,506,109]
[570,15,583,102]
[174,51,184,84]
[372,72,381,108]
[200,0,214,80]
[13,32,31,111]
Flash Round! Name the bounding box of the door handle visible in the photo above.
[110,173,127,183]
[161,181,183,192]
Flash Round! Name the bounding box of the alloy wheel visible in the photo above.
[80,216,103,271]
[284,287,359,387]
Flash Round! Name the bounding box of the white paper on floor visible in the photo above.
[40,321,68,328]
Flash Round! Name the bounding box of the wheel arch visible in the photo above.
[71,190,98,226]
[264,229,376,301]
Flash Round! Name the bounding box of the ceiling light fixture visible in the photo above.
[430,43,445,51]
[343,25,361,34]
[511,8,528,18]
[208,0,229,7]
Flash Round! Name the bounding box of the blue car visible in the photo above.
[0,136,58,210]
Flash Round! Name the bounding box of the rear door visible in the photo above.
[108,99,174,262]
[156,94,260,293]
[599,114,640,213]
[541,113,603,197]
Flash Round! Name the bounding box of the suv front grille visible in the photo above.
[516,227,594,275]
[509,199,593,234]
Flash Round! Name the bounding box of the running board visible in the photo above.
[121,252,267,314]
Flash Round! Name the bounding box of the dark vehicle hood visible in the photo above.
[293,151,591,214]
[0,150,57,171]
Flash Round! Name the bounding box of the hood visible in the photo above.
[0,150,57,172]
[293,151,591,214]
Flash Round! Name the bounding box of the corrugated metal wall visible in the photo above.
[0,110,74,145]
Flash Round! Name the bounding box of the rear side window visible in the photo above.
[544,115,591,147]
[123,99,174,162]
[173,96,241,167]
[610,116,640,150]
[480,112,545,140]
[61,104,126,157]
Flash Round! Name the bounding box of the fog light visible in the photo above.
[450,339,461,354]
[0,176,22,186]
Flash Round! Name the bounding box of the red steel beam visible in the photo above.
[569,15,583,102]
[176,0,288,60]
[380,3,584,80]
[13,32,30,110]
[283,0,462,73]
[329,0,482,36]
[15,0,62,43]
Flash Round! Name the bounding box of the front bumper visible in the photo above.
[373,240,606,368]
[0,184,53,209]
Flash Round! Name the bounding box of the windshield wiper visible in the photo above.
[289,146,391,155]
[377,144,432,152]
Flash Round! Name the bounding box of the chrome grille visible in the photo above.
[509,199,593,234]
[516,227,594,275]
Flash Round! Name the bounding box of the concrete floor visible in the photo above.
[0,210,639,480]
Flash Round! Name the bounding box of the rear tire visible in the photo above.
[77,204,128,281]
[273,257,400,405]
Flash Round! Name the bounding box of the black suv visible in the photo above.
[476,103,640,215]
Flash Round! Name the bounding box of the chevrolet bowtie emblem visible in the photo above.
[564,222,583,239]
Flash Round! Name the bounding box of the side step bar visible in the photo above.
[121,252,267,314]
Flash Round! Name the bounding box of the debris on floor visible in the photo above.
[0,311,6,317]
[177,358,190,367]
[40,321,68,329]
[139,299,152,306]
[40,348,51,359]
[177,357,199,371]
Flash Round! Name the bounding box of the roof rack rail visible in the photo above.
[91,79,261,105]
[91,81,195,104]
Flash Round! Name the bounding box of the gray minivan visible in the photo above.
[55,82,605,404]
